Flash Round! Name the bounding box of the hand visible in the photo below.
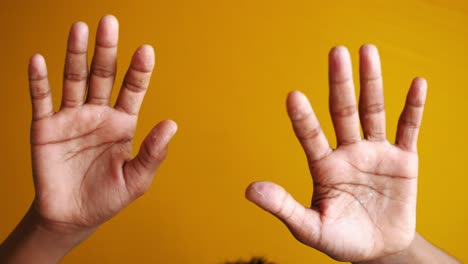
[29,15,176,236]
[246,45,426,262]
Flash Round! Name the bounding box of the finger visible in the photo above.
[287,91,332,162]
[123,120,177,197]
[61,21,89,108]
[29,54,54,121]
[87,15,119,105]
[115,45,155,115]
[395,78,427,152]
[359,44,386,141]
[246,181,321,246]
[329,46,361,145]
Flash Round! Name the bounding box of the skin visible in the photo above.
[246,45,460,263]
[0,15,459,264]
[0,15,177,263]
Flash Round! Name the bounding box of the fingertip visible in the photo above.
[287,90,313,121]
[359,43,379,56]
[162,119,178,138]
[136,121,178,172]
[330,45,347,53]
[101,15,119,33]
[100,14,119,25]
[328,45,352,82]
[140,44,155,61]
[245,181,262,202]
[412,77,427,89]
[29,54,47,77]
[132,45,155,72]
[151,120,178,147]
[71,21,89,33]
[245,181,280,204]
[410,77,428,103]
[96,14,119,46]
[329,45,350,60]
[287,90,305,101]
[29,53,45,65]
[359,44,382,81]
[359,44,380,67]
[287,90,305,106]
[141,44,155,53]
[68,21,89,51]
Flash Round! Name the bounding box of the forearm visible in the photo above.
[354,233,460,264]
[0,204,93,264]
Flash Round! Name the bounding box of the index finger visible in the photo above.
[29,54,54,121]
[287,91,332,162]
[114,45,155,115]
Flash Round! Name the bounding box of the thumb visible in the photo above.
[245,181,322,246]
[123,120,177,198]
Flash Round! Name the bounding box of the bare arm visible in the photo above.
[0,205,93,263]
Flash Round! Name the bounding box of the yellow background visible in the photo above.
[0,0,466,263]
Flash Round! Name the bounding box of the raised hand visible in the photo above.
[246,45,426,262]
[0,16,176,263]
[28,15,176,240]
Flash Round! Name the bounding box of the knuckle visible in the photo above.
[29,73,47,82]
[132,179,150,197]
[277,194,295,221]
[365,130,386,141]
[91,64,115,78]
[61,97,82,107]
[124,75,148,93]
[407,100,425,108]
[96,40,117,49]
[296,124,322,141]
[64,71,88,82]
[361,102,385,115]
[31,87,51,100]
[126,160,151,198]
[131,63,153,74]
[290,107,312,121]
[66,48,87,56]
[87,96,108,105]
[331,77,353,86]
[399,117,420,129]
[362,76,382,87]
[331,104,357,118]
[142,140,167,166]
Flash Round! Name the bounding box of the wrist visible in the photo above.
[29,201,97,242]
[352,233,416,264]
[353,233,461,264]
[353,250,409,264]
[0,203,95,264]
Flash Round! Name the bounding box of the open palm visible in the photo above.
[246,45,426,262]
[28,16,176,233]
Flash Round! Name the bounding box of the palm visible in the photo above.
[32,106,136,226]
[309,141,417,260]
[28,16,176,231]
[247,45,427,262]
